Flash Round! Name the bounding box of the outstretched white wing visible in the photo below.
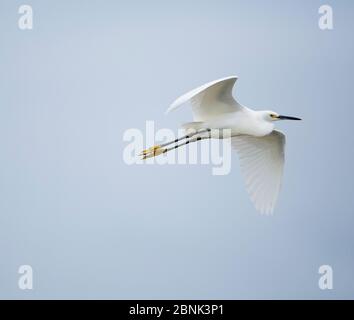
[166,76,244,122]
[231,130,286,215]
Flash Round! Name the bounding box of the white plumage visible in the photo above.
[166,76,242,121]
[231,130,285,214]
[143,76,300,214]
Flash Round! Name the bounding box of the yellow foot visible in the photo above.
[140,145,161,156]
[140,145,166,159]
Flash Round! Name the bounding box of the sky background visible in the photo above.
[0,0,353,299]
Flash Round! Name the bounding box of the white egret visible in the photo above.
[141,76,301,214]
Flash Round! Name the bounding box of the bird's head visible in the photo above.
[262,110,302,122]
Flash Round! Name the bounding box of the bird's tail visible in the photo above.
[181,121,205,133]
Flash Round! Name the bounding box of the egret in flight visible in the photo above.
[141,76,301,214]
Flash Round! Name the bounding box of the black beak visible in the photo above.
[278,115,302,121]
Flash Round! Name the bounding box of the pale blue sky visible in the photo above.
[0,0,353,299]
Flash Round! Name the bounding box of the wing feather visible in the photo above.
[166,76,244,121]
[231,130,286,214]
